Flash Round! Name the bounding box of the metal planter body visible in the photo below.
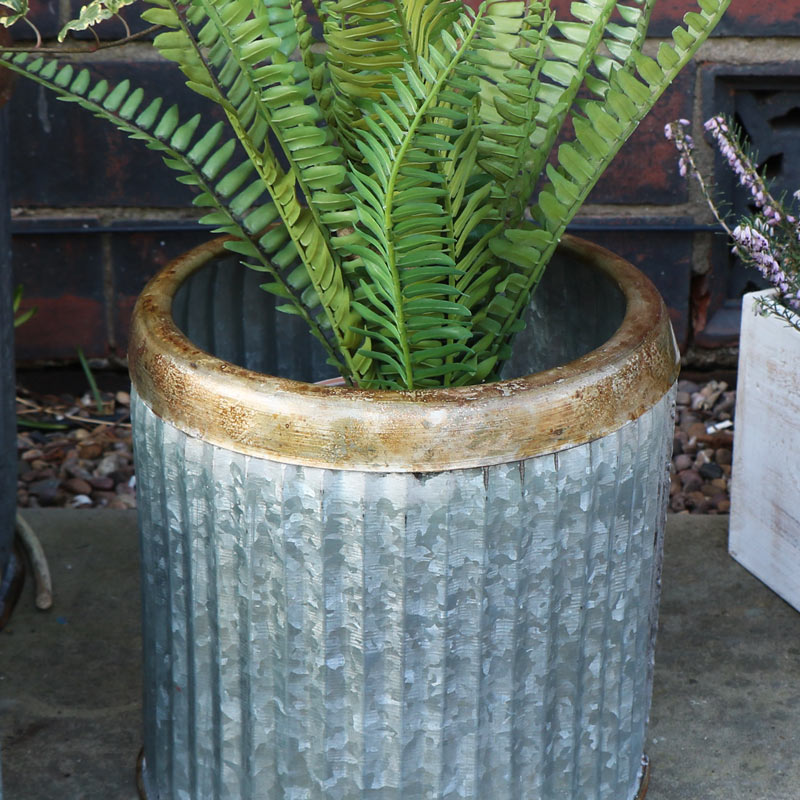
[130,237,678,800]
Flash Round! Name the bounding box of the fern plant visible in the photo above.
[0,0,729,389]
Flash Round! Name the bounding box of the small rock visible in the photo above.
[73,428,91,441]
[679,469,703,493]
[713,391,736,415]
[64,461,93,481]
[92,490,117,507]
[715,448,732,466]
[705,431,734,449]
[673,454,693,472]
[710,477,728,491]
[678,379,700,394]
[694,450,711,468]
[115,481,135,496]
[116,390,131,406]
[669,474,682,497]
[71,494,93,508]
[42,446,67,463]
[63,477,92,495]
[687,422,707,440]
[717,499,731,513]
[696,381,727,411]
[21,448,43,462]
[27,478,62,505]
[89,476,114,491]
[94,454,122,478]
[680,411,701,429]
[685,491,711,512]
[699,462,724,480]
[108,494,136,509]
[24,467,55,481]
[670,495,687,512]
[78,442,103,460]
[690,392,706,411]
[676,391,691,406]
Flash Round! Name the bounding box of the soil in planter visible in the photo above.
[14,370,732,515]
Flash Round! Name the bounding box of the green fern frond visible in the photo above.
[496,0,730,351]
[336,8,489,389]
[0,49,351,373]
[0,0,730,389]
[141,0,373,383]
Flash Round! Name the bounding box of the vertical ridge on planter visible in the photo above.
[442,470,485,800]
[479,462,518,800]
[184,435,217,797]
[322,468,367,799]
[362,473,406,800]
[401,471,447,797]
[133,387,673,800]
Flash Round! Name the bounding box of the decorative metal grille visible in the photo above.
[699,66,800,344]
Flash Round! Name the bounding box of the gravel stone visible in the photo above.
[17,372,737,516]
[63,477,93,495]
[699,462,724,480]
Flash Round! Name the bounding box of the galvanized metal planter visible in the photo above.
[130,236,678,800]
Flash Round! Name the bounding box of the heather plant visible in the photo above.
[0,0,729,388]
[667,116,800,332]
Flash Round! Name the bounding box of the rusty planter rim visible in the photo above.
[128,235,679,472]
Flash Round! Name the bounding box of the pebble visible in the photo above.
[699,462,724,480]
[18,375,736,517]
[27,478,62,506]
[670,378,734,514]
[679,469,703,493]
[715,448,732,466]
[17,389,135,510]
[63,477,93,495]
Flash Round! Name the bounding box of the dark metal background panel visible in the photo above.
[697,63,800,346]
[0,108,16,582]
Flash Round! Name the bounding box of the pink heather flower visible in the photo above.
[668,114,800,325]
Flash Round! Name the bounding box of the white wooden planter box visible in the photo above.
[730,290,800,612]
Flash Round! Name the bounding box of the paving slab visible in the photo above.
[647,514,800,800]
[0,509,798,799]
[0,509,141,800]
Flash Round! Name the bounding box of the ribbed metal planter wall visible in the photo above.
[130,236,679,800]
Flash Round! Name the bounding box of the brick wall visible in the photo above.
[8,0,800,363]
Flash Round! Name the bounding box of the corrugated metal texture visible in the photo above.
[171,252,335,381]
[133,385,675,800]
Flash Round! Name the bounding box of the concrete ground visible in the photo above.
[1,509,798,800]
